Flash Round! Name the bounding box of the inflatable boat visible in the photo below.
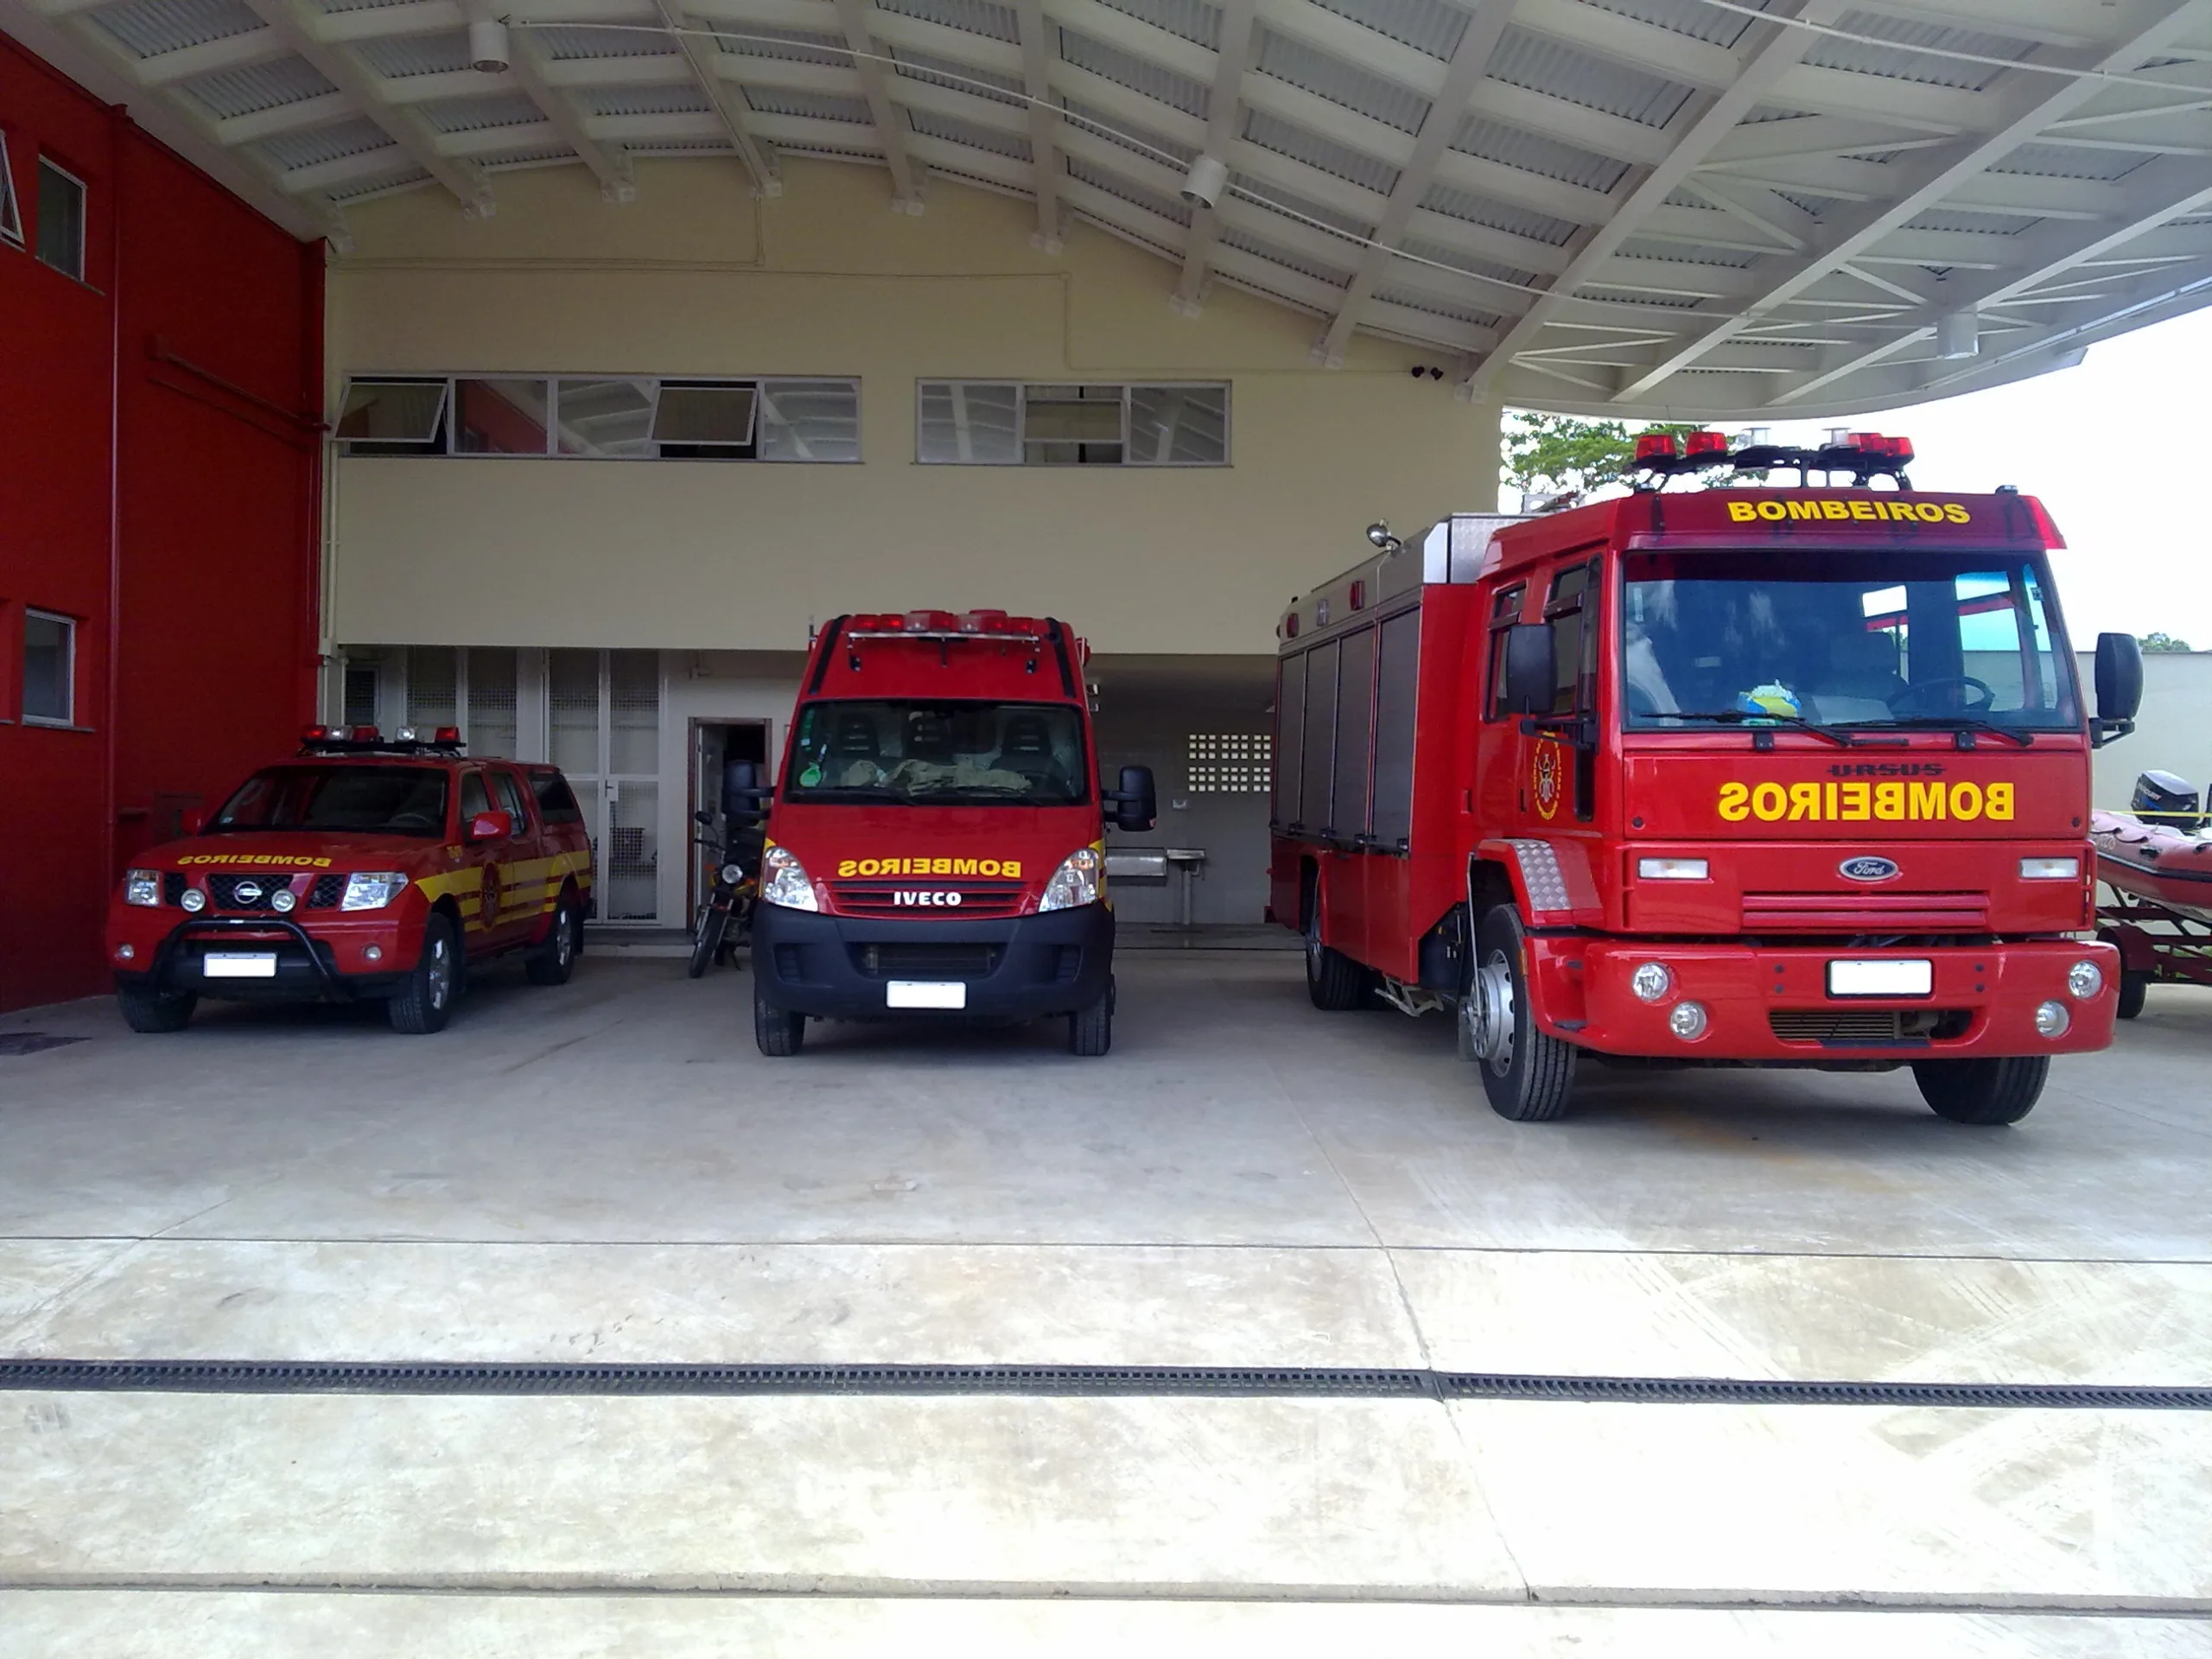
[2093,810,2212,925]
[2093,771,2212,1017]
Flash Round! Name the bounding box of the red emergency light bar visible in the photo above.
[1628,430,1918,492]
[1634,432,1676,461]
[299,723,467,756]
[846,608,1047,641]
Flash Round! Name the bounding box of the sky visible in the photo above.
[1516,305,2212,650]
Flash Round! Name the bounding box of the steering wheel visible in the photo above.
[1889,676,1995,716]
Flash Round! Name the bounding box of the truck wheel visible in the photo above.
[2116,970,2148,1021]
[118,984,196,1033]
[1913,1056,2048,1125]
[1467,906,1578,1122]
[1305,907,1371,1011]
[387,914,458,1034]
[526,893,582,986]
[1068,976,1114,1057]
[754,989,805,1057]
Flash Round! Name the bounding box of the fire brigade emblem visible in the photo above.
[1531,740,1564,821]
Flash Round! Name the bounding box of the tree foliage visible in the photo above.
[2139,632,2193,653]
[1501,412,1702,505]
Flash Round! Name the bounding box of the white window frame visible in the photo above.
[0,132,22,249]
[34,156,86,283]
[22,608,76,728]
[915,380,1230,467]
[334,374,862,462]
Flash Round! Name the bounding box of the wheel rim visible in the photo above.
[1305,913,1324,979]
[426,935,452,1010]
[556,907,575,967]
[1469,949,1516,1074]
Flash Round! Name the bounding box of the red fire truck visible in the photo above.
[1270,433,2144,1125]
[735,609,1155,1058]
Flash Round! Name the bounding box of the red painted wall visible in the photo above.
[0,36,321,1013]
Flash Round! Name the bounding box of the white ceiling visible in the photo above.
[10,0,2212,416]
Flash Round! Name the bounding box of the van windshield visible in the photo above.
[1621,550,2080,734]
[208,766,451,837]
[785,700,1090,806]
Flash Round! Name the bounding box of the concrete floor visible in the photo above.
[3,953,2209,1655]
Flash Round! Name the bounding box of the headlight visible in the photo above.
[124,869,161,907]
[1039,845,1104,912]
[2020,857,2079,880]
[720,862,745,885]
[1637,857,1708,880]
[2035,1000,2070,1039]
[760,842,818,911]
[2066,959,2102,1000]
[1630,962,1673,1003]
[340,872,410,912]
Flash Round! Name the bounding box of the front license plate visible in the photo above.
[1827,958,1932,998]
[887,980,966,1009]
[203,952,278,979]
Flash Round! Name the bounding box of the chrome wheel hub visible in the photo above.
[1465,949,1516,1072]
[426,937,452,1010]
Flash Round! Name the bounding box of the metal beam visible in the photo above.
[830,0,925,208]
[1014,0,1062,247]
[651,0,782,196]
[475,5,636,200]
[1171,0,1255,315]
[1313,1,1516,366]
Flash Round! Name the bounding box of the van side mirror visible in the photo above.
[1503,622,1555,715]
[180,808,204,836]
[722,759,772,821]
[1107,764,1157,832]
[468,810,514,841]
[2092,631,2142,747]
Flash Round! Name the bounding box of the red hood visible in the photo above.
[134,829,448,873]
[765,802,1096,887]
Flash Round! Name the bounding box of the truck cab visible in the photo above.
[743,609,1154,1056]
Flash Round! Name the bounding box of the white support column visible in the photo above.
[830,0,925,211]
[652,0,784,197]
[1015,0,1063,250]
[472,4,638,202]
[1172,0,1256,317]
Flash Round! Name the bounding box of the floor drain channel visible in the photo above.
[2,1361,2206,1409]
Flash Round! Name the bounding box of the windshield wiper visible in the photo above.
[1656,709,1862,748]
[791,785,910,801]
[1869,715,2034,748]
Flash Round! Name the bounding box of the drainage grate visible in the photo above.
[0,1033,86,1057]
[1,1359,2204,1410]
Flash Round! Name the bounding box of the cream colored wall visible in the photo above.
[2078,650,2212,810]
[326,159,1502,657]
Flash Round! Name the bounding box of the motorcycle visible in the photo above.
[687,810,759,979]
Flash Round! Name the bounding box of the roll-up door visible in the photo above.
[1274,650,1306,828]
[1299,639,1338,834]
[1371,608,1421,849]
[1332,626,1376,840]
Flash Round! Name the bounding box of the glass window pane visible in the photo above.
[1129,385,1227,464]
[0,137,22,245]
[1023,386,1123,446]
[454,379,550,454]
[405,645,457,732]
[758,380,860,461]
[35,160,83,280]
[556,378,655,457]
[548,648,600,777]
[467,647,519,758]
[653,383,757,446]
[918,382,1018,462]
[337,379,448,444]
[22,612,72,724]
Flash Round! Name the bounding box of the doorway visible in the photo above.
[690,719,771,916]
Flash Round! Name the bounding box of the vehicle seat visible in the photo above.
[1810,630,1906,721]
[830,712,879,760]
[999,713,1059,783]
[905,713,953,762]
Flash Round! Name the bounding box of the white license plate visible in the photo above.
[203,952,278,979]
[1827,958,1932,998]
[887,980,967,1009]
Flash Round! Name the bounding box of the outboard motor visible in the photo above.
[2131,770,2203,831]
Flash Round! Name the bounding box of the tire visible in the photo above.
[686,902,727,980]
[1304,902,1372,1011]
[2116,970,2148,1021]
[1464,906,1579,1122]
[1913,1055,2048,1125]
[118,983,195,1033]
[1068,976,1115,1057]
[387,913,459,1034]
[526,893,582,987]
[754,988,805,1057]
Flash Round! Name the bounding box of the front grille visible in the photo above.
[1770,1008,1972,1046]
[308,874,346,909]
[162,873,188,906]
[851,943,1002,980]
[1743,891,1989,931]
[830,880,1027,919]
[205,874,300,912]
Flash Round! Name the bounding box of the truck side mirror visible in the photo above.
[468,810,514,841]
[722,759,772,821]
[2092,631,2142,747]
[1503,621,1555,715]
[1108,764,1157,832]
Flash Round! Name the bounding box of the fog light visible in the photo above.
[1630,962,1673,1003]
[363,944,384,963]
[271,888,298,913]
[2066,959,2102,1000]
[181,888,207,912]
[116,944,135,961]
[1669,1000,1709,1040]
[2035,1000,2070,1039]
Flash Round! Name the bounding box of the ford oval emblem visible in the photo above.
[1839,856,1899,883]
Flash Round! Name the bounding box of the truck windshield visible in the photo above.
[1621,550,2079,734]
[785,700,1090,806]
[207,766,451,837]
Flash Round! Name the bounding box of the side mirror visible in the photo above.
[179,808,205,837]
[1107,764,1157,832]
[2093,632,2142,747]
[469,810,514,841]
[722,758,772,821]
[1503,621,1555,715]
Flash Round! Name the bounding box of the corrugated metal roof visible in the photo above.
[1058,28,1211,118]
[1233,174,1372,239]
[874,0,1020,45]
[1578,0,1765,48]
[776,141,887,161]
[715,25,850,66]
[743,87,875,123]
[353,34,474,79]
[257,116,398,171]
[893,48,1026,105]
[1804,11,2037,92]
[1904,207,2041,235]
[580,85,712,118]
[316,0,428,13]
[1420,181,1579,245]
[1061,97,1196,166]
[1986,143,2146,182]
[1615,234,1763,268]
[480,145,583,170]
[1219,226,1354,287]
[89,0,263,59]
[1372,285,1504,327]
[1396,234,1537,289]
[908,107,1033,160]
[1487,26,1692,126]
[1452,116,1626,194]
[537,23,681,59]
[622,139,736,155]
[1575,283,1706,308]
[1091,0,1223,52]
[1242,107,1399,194]
[1073,207,1184,263]
[420,93,546,134]
[325,165,433,202]
[1306,0,1467,62]
[178,56,337,119]
[1254,26,1430,135]
[1066,154,1192,224]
